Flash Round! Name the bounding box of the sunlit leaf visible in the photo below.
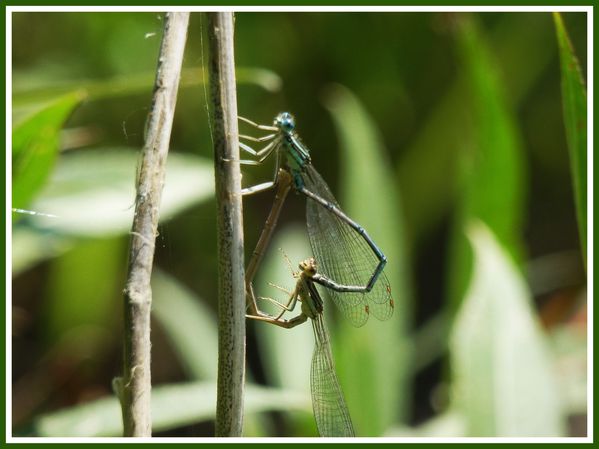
[27,147,213,237]
[450,221,564,436]
[152,269,218,381]
[34,382,310,437]
[11,226,74,275]
[12,90,86,210]
[322,85,412,435]
[385,410,466,437]
[13,66,281,105]
[447,15,526,312]
[553,13,587,267]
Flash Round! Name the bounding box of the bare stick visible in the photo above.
[117,12,190,437]
[206,12,246,437]
[245,169,292,316]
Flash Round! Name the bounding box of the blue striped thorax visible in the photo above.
[275,112,312,177]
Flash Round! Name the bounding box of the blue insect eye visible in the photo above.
[275,112,296,132]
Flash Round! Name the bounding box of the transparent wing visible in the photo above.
[310,315,355,437]
[304,165,393,327]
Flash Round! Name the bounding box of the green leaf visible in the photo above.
[398,14,554,246]
[152,269,218,381]
[449,221,564,437]
[447,15,527,312]
[235,67,282,92]
[322,85,412,435]
[42,236,126,343]
[553,13,587,268]
[12,90,86,210]
[26,148,213,237]
[12,149,214,273]
[34,382,310,437]
[11,226,74,275]
[13,66,281,105]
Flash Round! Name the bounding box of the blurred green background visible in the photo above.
[11,11,587,437]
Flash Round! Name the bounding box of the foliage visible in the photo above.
[553,13,587,268]
[450,222,563,436]
[11,12,587,438]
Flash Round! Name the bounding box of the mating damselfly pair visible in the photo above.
[240,112,393,437]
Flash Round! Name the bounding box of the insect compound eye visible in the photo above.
[276,112,295,132]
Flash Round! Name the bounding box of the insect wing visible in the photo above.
[310,315,355,437]
[304,165,393,327]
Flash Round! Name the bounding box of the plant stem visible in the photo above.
[206,12,246,437]
[118,12,190,437]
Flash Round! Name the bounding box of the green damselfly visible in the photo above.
[249,256,355,437]
[241,113,393,327]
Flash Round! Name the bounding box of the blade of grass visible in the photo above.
[450,221,564,436]
[447,14,527,313]
[13,66,281,106]
[12,149,213,276]
[27,148,213,237]
[12,90,86,211]
[152,269,219,381]
[553,13,587,268]
[33,382,310,437]
[398,13,553,247]
[322,85,412,435]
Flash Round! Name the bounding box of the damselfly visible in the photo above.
[241,113,393,327]
[249,256,355,437]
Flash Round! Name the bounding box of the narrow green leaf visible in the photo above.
[553,13,587,267]
[27,148,213,237]
[34,382,310,437]
[13,66,281,105]
[152,269,218,381]
[322,85,412,435]
[12,90,86,210]
[447,15,527,312]
[450,221,564,436]
[398,14,554,246]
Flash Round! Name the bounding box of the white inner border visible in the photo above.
[6,4,593,444]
